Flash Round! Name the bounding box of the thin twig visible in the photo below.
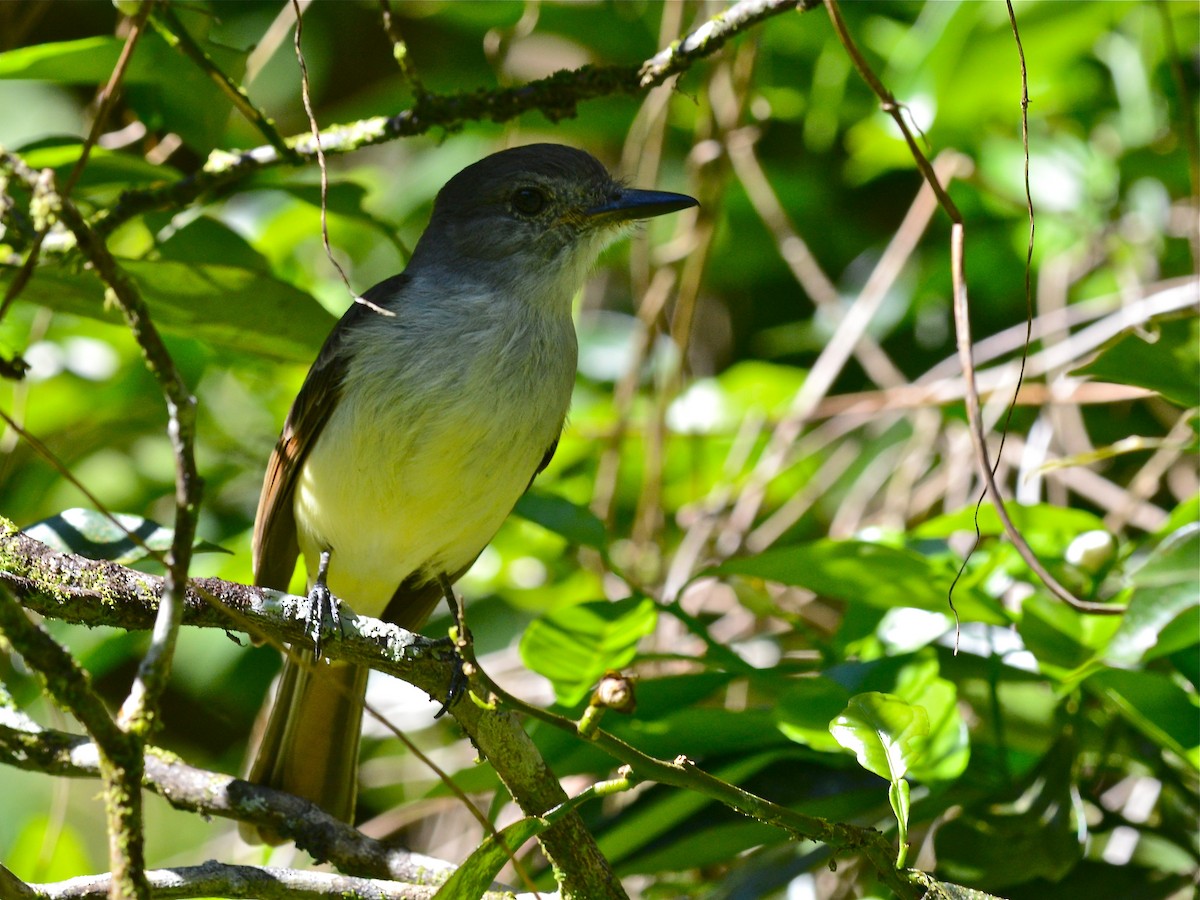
[377,0,424,95]
[946,0,1045,624]
[290,0,391,317]
[151,5,300,164]
[823,0,1117,616]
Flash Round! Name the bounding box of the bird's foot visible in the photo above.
[434,645,469,719]
[434,573,470,718]
[306,549,342,660]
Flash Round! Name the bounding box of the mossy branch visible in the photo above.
[89,0,816,240]
[4,521,927,898]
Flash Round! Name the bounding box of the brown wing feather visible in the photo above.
[252,275,410,590]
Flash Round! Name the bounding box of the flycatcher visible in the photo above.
[243,143,697,842]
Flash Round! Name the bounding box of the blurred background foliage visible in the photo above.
[0,1,1196,897]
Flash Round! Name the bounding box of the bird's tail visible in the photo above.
[240,656,368,845]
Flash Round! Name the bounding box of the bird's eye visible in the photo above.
[511,187,547,216]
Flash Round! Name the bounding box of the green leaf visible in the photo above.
[829,692,929,783]
[1072,314,1200,408]
[433,815,545,900]
[1019,592,1123,676]
[1157,493,1200,540]
[0,36,133,81]
[0,34,248,151]
[24,509,229,565]
[514,490,607,551]
[157,216,273,272]
[1107,524,1200,666]
[1086,668,1200,768]
[830,692,926,868]
[3,260,336,362]
[18,138,172,188]
[822,652,970,782]
[775,676,852,753]
[519,597,658,706]
[899,676,969,783]
[714,540,1007,623]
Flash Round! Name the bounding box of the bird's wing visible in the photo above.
[252,275,409,590]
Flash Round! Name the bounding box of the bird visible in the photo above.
[241,143,697,842]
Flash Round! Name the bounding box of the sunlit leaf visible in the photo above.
[829,692,928,783]
[519,597,657,706]
[3,260,335,362]
[157,216,273,272]
[715,540,1007,623]
[831,692,927,867]
[1107,523,1200,666]
[1072,314,1200,408]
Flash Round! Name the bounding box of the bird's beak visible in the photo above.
[585,188,699,223]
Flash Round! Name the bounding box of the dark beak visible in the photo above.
[585,188,699,222]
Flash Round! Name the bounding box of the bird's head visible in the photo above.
[409,143,697,304]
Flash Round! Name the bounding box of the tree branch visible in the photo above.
[0,521,623,899]
[0,705,451,888]
[0,575,148,900]
[2,521,926,898]
[18,860,519,900]
[89,0,817,240]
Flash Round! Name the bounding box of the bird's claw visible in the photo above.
[305,578,342,661]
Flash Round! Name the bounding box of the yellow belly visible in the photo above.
[292,336,573,616]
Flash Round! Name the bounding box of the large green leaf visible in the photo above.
[1019,592,1124,677]
[1072,314,1200,408]
[4,260,335,362]
[885,658,970,783]
[775,675,853,753]
[17,139,173,189]
[514,490,607,551]
[0,32,247,151]
[714,540,1007,623]
[156,216,273,273]
[1087,668,1200,768]
[519,597,658,706]
[820,652,969,787]
[1106,524,1200,666]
